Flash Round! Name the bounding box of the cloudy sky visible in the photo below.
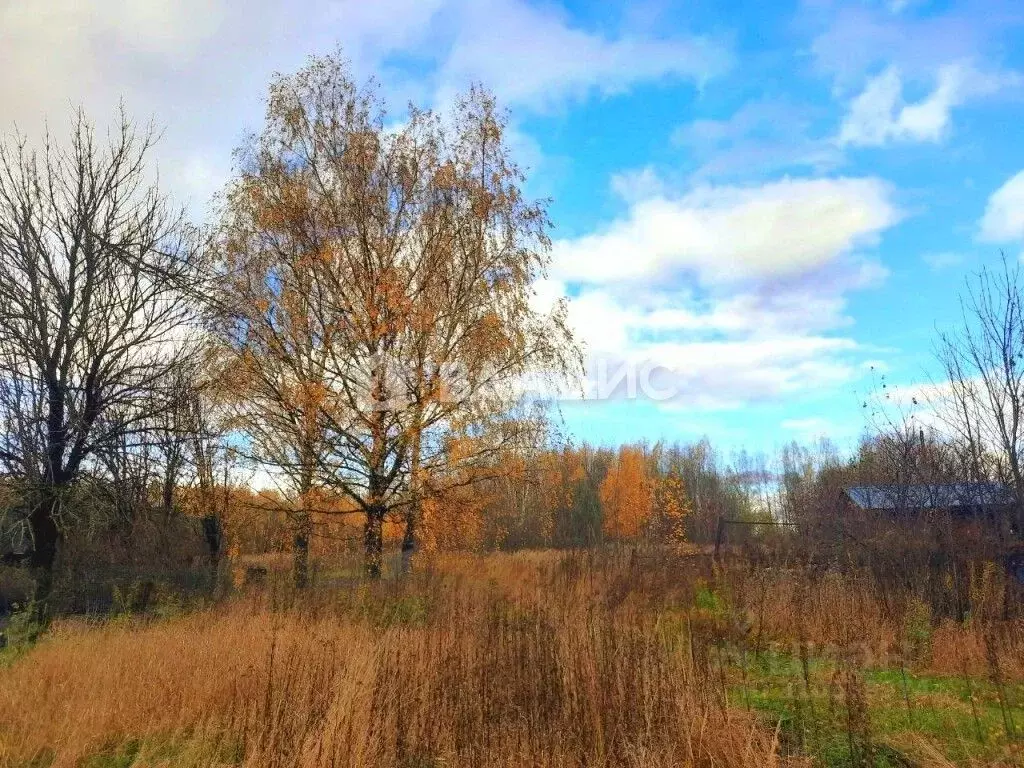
[3,0,1024,452]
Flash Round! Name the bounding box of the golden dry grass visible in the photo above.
[587,549,1024,680]
[2,549,1021,767]
[0,552,785,768]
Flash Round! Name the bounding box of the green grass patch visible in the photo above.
[87,734,244,767]
[723,647,1023,766]
[0,733,245,768]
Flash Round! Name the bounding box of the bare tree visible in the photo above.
[936,256,1024,537]
[180,358,236,582]
[144,371,196,518]
[0,111,204,619]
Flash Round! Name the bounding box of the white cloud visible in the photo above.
[544,172,900,410]
[636,337,857,408]
[434,0,731,110]
[673,98,843,180]
[0,0,730,216]
[0,0,226,63]
[554,260,888,409]
[0,0,232,124]
[807,3,1016,92]
[838,62,1018,147]
[979,170,1024,244]
[575,316,861,410]
[609,166,666,203]
[550,177,897,285]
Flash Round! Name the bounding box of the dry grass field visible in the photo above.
[0,551,1021,768]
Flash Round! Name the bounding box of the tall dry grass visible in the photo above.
[3,548,1020,767]
[0,554,784,768]
[709,560,1024,679]
[588,548,1024,679]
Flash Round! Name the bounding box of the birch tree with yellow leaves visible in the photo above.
[217,53,579,580]
[214,166,338,587]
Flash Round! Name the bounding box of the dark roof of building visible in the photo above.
[844,483,1015,511]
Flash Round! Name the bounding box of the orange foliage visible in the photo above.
[600,447,654,540]
[419,490,484,553]
[536,447,584,543]
[651,470,691,547]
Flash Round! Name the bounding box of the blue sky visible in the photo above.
[4,0,1024,456]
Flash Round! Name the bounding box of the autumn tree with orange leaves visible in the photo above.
[650,468,691,547]
[213,82,346,587]
[217,53,579,580]
[597,446,692,545]
[600,446,654,541]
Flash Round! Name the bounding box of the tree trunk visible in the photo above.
[162,461,177,519]
[400,506,417,575]
[365,370,389,580]
[292,464,316,589]
[402,408,424,577]
[27,492,61,627]
[293,512,312,589]
[201,513,223,591]
[364,505,385,579]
